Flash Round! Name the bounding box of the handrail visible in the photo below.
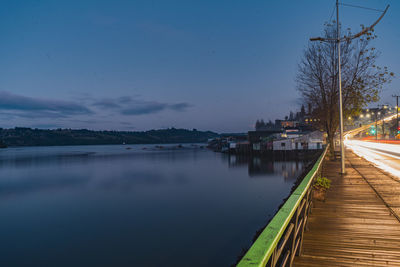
[237,145,329,267]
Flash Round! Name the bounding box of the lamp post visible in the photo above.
[310,1,389,174]
[393,95,399,136]
[336,0,345,174]
[374,112,378,141]
[377,105,385,139]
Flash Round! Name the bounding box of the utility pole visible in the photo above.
[393,95,400,135]
[375,113,378,141]
[336,0,345,174]
[377,105,385,139]
[310,2,389,175]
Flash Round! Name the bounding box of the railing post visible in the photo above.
[305,188,312,231]
[289,205,300,266]
[298,190,310,256]
[270,248,275,267]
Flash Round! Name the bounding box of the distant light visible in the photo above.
[348,116,352,120]
[360,114,364,118]
[366,114,371,118]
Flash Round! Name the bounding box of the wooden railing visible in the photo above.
[237,146,328,267]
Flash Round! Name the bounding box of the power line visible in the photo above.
[328,3,336,22]
[339,2,385,13]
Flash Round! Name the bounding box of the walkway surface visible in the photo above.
[294,150,400,266]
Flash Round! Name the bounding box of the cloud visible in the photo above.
[121,102,167,115]
[118,96,133,104]
[92,99,121,109]
[0,91,92,118]
[0,91,191,129]
[169,102,192,111]
[91,96,191,116]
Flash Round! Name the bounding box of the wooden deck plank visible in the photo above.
[293,150,400,266]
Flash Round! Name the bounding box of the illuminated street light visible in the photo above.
[309,2,388,174]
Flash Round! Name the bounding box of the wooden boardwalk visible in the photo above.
[294,150,400,266]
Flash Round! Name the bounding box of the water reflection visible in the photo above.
[0,145,313,267]
[226,154,305,181]
[0,145,205,168]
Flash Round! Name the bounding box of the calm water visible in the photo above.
[0,144,309,266]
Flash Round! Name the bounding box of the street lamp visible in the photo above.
[310,1,389,174]
[374,112,379,141]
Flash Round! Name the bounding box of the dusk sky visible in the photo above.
[0,0,398,133]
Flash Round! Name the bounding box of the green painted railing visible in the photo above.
[237,146,329,267]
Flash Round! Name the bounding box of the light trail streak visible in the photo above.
[344,113,400,178]
[349,140,400,156]
[345,139,400,179]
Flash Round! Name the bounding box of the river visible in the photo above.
[0,144,311,266]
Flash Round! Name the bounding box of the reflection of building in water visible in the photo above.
[227,154,250,168]
[272,161,304,181]
[248,158,303,180]
[226,154,306,180]
[248,157,274,175]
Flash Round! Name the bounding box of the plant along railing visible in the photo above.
[237,145,329,267]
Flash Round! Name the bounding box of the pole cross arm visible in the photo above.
[309,5,389,43]
[310,37,337,42]
[344,5,389,41]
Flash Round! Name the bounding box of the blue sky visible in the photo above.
[0,0,398,132]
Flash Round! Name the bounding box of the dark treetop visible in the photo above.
[0,127,219,147]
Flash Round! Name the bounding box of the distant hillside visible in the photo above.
[0,127,219,147]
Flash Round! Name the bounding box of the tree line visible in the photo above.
[0,127,219,147]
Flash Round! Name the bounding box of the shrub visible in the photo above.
[314,177,331,189]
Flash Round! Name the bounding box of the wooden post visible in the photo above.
[298,193,310,256]
[289,205,300,266]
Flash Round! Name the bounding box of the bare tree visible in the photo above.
[297,23,393,156]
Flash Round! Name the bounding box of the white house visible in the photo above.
[273,138,295,151]
[273,131,324,151]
